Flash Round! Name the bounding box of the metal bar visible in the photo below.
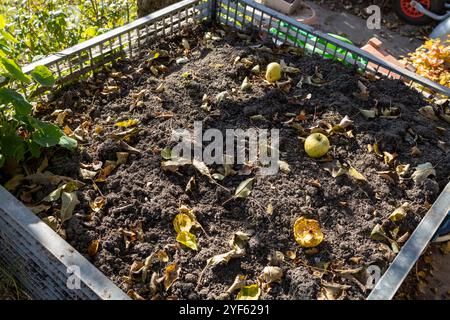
[368,183,450,300]
[225,0,450,96]
[22,0,206,74]
[0,186,130,300]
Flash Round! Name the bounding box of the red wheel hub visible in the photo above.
[400,0,431,18]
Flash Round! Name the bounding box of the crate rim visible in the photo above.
[21,0,450,97]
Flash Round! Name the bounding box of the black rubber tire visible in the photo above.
[393,0,444,25]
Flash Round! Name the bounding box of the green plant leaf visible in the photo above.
[1,30,18,44]
[0,153,5,168]
[30,65,55,87]
[0,56,30,83]
[28,141,41,158]
[0,88,32,115]
[31,120,62,147]
[1,133,25,162]
[30,118,76,150]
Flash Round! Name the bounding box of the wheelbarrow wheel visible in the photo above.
[393,0,443,25]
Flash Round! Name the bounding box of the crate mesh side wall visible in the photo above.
[0,208,96,300]
[28,0,211,83]
[21,0,449,96]
[216,0,449,97]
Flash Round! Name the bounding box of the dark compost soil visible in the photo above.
[11,24,450,300]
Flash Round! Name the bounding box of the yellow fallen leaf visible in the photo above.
[236,284,261,300]
[389,202,411,222]
[87,239,100,256]
[163,263,181,291]
[173,213,193,233]
[127,289,145,300]
[114,119,139,128]
[156,250,169,263]
[293,217,324,248]
[348,166,367,182]
[176,231,198,250]
[89,196,106,212]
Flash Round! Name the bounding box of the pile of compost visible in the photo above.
[8,24,449,300]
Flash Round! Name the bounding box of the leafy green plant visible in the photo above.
[0,15,76,169]
[0,0,136,64]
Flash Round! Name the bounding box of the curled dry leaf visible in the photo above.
[120,228,137,250]
[127,289,145,300]
[27,204,51,214]
[389,202,411,222]
[293,217,324,248]
[278,160,291,174]
[87,239,100,256]
[185,176,196,192]
[79,168,97,180]
[161,147,172,160]
[267,250,284,266]
[215,91,228,104]
[95,152,129,182]
[226,275,247,294]
[348,166,367,182]
[261,266,283,284]
[163,263,181,291]
[173,213,193,233]
[266,203,273,215]
[90,196,106,212]
[241,76,251,91]
[411,162,436,184]
[156,250,169,263]
[192,158,212,178]
[411,146,422,157]
[338,115,354,129]
[324,161,366,181]
[212,173,225,181]
[355,80,369,101]
[359,109,376,119]
[176,57,189,64]
[318,282,350,300]
[235,178,254,199]
[371,224,387,241]
[42,215,59,231]
[419,106,439,121]
[370,224,400,253]
[285,250,296,260]
[179,205,204,232]
[396,164,410,177]
[251,65,260,74]
[161,157,190,173]
[206,231,250,267]
[182,38,190,50]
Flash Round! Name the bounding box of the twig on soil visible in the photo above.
[210,178,230,193]
[91,180,104,197]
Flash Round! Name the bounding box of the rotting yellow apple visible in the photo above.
[265,62,281,83]
[304,133,330,158]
